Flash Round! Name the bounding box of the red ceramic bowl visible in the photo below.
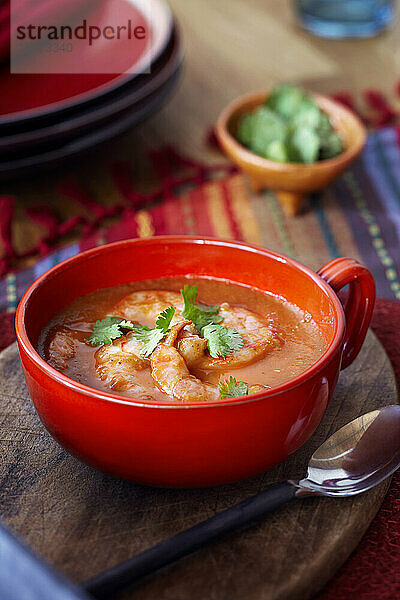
[15,237,375,487]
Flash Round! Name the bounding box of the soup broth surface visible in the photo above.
[38,277,326,402]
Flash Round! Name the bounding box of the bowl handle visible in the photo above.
[318,257,376,369]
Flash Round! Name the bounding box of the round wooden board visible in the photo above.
[0,331,397,600]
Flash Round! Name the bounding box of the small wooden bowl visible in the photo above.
[215,91,367,216]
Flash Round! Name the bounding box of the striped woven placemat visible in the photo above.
[1,126,400,312]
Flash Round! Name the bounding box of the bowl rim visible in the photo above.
[215,89,367,172]
[15,236,346,409]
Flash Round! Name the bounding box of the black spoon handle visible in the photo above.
[83,481,298,600]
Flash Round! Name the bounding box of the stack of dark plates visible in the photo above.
[0,0,181,180]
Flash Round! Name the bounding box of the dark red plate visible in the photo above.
[0,62,181,181]
[0,0,172,127]
[0,25,182,156]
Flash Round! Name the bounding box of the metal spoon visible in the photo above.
[84,405,400,600]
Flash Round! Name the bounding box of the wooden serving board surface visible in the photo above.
[0,331,397,600]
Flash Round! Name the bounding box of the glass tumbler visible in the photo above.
[295,0,395,38]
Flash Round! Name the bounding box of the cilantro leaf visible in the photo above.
[118,319,136,330]
[192,311,223,331]
[155,306,176,334]
[180,285,243,358]
[181,285,222,332]
[181,284,198,307]
[130,326,166,357]
[181,284,219,314]
[219,376,248,399]
[181,301,223,331]
[202,323,244,358]
[86,308,176,357]
[129,307,176,356]
[85,317,128,346]
[129,324,152,337]
[195,300,220,313]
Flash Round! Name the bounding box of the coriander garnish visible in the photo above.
[85,317,136,347]
[181,284,223,332]
[180,284,244,358]
[86,306,176,357]
[201,323,244,358]
[129,306,176,357]
[86,286,244,361]
[219,376,248,399]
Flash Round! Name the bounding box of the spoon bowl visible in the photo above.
[298,405,400,496]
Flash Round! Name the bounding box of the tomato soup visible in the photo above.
[38,277,326,402]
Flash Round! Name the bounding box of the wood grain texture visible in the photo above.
[0,331,397,600]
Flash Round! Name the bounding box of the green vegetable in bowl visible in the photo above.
[319,131,344,160]
[287,126,320,164]
[267,84,305,120]
[237,106,286,156]
[236,84,344,164]
[265,139,289,162]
